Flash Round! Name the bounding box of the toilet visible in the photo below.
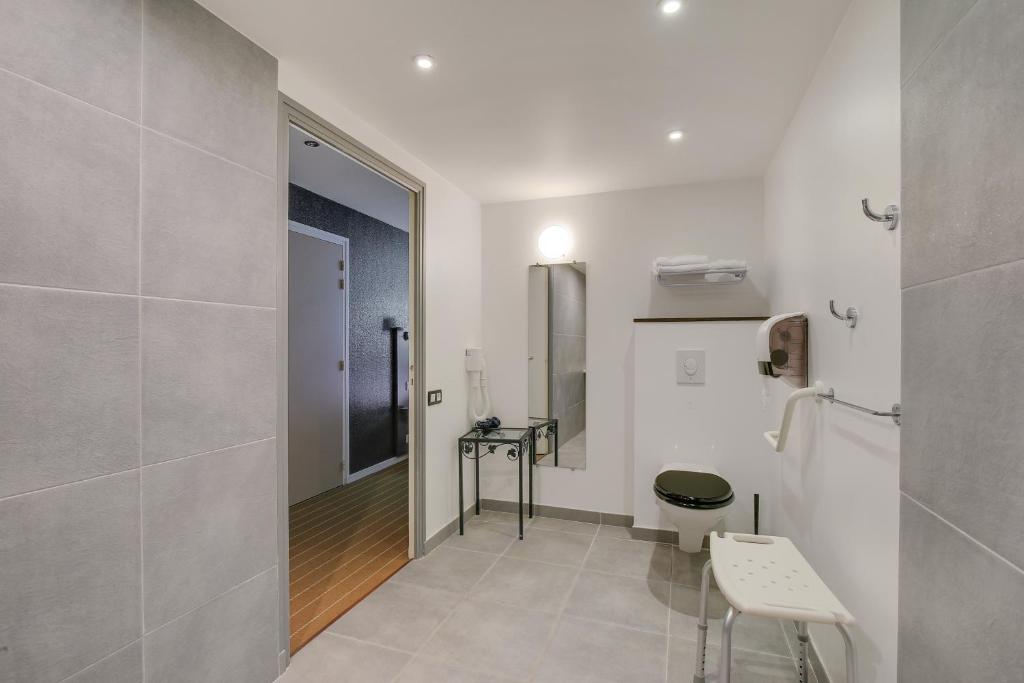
[653,463,734,552]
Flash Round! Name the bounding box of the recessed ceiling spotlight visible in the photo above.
[667,129,684,142]
[303,139,320,148]
[414,54,435,70]
[658,0,683,15]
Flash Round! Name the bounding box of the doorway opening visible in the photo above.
[278,98,425,656]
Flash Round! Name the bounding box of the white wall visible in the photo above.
[481,179,768,514]
[633,322,772,534]
[762,0,900,680]
[279,63,483,541]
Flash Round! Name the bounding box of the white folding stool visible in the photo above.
[694,532,856,683]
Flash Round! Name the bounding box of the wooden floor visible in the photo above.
[288,461,409,654]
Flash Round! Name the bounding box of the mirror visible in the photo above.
[528,263,586,469]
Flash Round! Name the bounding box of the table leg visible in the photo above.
[474,442,480,515]
[458,443,464,536]
[518,444,524,539]
[528,436,534,519]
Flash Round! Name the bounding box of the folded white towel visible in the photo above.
[655,259,748,275]
[707,259,747,270]
[654,255,708,267]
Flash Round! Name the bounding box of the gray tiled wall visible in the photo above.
[899,1,1024,680]
[549,264,586,442]
[0,0,280,681]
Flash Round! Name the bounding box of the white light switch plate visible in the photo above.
[676,349,706,385]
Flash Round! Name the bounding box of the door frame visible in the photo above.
[276,94,427,665]
[286,220,351,488]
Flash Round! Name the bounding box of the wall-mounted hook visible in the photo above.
[861,198,899,231]
[829,299,859,328]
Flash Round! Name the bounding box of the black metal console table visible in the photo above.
[458,427,533,539]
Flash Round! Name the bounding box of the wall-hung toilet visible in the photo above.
[654,463,734,552]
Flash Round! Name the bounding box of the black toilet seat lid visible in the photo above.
[654,470,734,509]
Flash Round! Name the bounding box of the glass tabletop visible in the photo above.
[528,417,557,428]
[459,427,531,443]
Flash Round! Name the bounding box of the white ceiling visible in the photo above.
[201,0,851,204]
[289,125,410,231]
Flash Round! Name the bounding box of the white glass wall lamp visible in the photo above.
[538,225,573,260]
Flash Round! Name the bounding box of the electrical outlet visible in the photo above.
[427,389,443,405]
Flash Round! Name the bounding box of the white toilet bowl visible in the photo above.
[654,463,734,553]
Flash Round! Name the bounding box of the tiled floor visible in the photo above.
[280,512,814,682]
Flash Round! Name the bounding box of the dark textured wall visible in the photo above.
[289,184,409,473]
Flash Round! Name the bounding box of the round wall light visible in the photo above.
[658,0,683,15]
[538,225,573,259]
[667,129,684,142]
[414,54,435,70]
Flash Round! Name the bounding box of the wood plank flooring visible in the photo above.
[288,461,409,653]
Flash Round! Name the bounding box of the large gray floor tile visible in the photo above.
[668,583,728,639]
[390,547,497,594]
[669,584,788,657]
[0,0,141,119]
[327,581,458,653]
[534,616,667,683]
[902,0,1024,286]
[280,633,410,683]
[470,556,578,613]
[142,439,277,628]
[0,70,139,293]
[144,568,278,683]
[142,0,277,176]
[442,520,517,554]
[141,131,276,307]
[583,536,672,581]
[422,600,555,680]
[671,547,712,587]
[564,571,670,634]
[0,471,141,683]
[504,528,594,567]
[395,656,514,683]
[901,0,979,83]
[901,260,1024,567]
[669,637,798,683]
[141,298,275,464]
[0,286,139,498]
[64,641,142,683]
[529,516,599,536]
[898,494,1024,682]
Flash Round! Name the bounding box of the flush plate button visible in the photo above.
[676,349,706,385]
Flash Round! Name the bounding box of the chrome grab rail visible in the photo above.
[817,387,901,426]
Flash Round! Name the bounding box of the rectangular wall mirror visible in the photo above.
[528,263,586,469]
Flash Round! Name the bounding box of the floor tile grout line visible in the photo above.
[386,546,506,683]
[526,522,603,682]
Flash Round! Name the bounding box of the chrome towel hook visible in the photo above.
[829,299,859,328]
[861,198,899,231]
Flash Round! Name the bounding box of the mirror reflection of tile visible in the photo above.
[530,263,586,469]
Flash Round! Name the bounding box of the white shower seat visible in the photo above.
[693,532,856,683]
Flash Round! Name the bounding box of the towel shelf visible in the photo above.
[657,269,747,287]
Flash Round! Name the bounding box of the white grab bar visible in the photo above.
[763,382,824,452]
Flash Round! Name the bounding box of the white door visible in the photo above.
[288,224,349,505]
